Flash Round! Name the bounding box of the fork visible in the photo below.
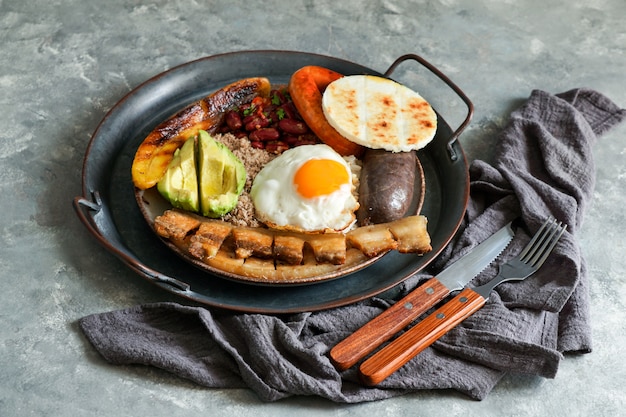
[359,217,567,385]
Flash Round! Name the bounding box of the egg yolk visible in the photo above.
[293,158,350,199]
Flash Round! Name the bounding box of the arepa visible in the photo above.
[322,75,437,152]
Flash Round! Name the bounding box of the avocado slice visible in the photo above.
[197,130,246,218]
[157,136,199,212]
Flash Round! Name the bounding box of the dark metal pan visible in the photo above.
[73,50,472,313]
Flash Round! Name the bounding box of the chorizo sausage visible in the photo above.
[132,77,271,190]
[288,66,364,157]
[357,149,417,225]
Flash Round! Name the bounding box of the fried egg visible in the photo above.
[250,144,359,233]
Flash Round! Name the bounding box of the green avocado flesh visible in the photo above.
[198,130,246,217]
[157,130,246,218]
[157,135,199,212]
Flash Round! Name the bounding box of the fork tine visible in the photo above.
[519,217,566,268]
[518,218,552,260]
[522,218,556,262]
[530,220,566,268]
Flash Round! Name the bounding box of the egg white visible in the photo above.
[250,144,359,233]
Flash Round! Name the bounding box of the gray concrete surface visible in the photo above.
[1,0,625,415]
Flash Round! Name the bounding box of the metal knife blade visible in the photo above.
[329,222,514,371]
[435,224,515,292]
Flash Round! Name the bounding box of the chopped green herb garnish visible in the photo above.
[243,105,256,116]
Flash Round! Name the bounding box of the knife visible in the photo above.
[329,222,514,371]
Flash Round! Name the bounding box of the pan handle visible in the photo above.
[73,192,191,292]
[384,53,474,161]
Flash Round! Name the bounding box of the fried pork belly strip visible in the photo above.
[152,209,431,280]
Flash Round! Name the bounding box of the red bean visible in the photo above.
[265,141,290,154]
[266,110,280,124]
[278,118,309,135]
[283,135,299,146]
[278,102,298,120]
[238,102,253,114]
[225,110,243,130]
[294,134,319,147]
[249,128,280,142]
[244,115,269,131]
[263,104,277,118]
[270,89,287,104]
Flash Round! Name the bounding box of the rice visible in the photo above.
[216,133,277,228]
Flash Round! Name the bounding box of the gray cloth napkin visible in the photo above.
[79,88,625,402]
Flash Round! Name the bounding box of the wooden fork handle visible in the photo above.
[330,278,451,370]
[358,287,486,386]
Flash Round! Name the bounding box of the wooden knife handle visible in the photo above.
[358,287,486,385]
[330,278,450,370]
